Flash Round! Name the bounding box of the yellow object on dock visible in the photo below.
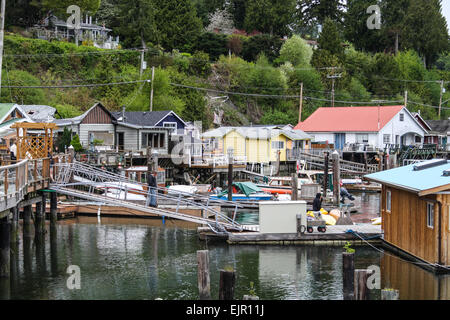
[322,215,336,226]
[371,217,382,225]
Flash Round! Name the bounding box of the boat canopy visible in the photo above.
[218,182,263,197]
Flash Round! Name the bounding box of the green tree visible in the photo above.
[381,0,410,54]
[277,35,313,67]
[58,127,73,152]
[243,0,296,36]
[229,0,247,30]
[297,0,346,27]
[317,18,345,58]
[70,134,83,152]
[241,34,283,62]
[344,0,384,53]
[192,0,226,27]
[32,0,101,16]
[153,0,203,52]
[402,0,449,68]
[116,0,157,49]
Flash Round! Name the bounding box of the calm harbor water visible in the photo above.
[1,192,449,300]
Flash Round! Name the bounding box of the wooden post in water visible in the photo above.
[23,196,33,239]
[291,173,298,201]
[332,151,341,205]
[0,214,10,278]
[354,269,374,300]
[227,148,234,202]
[9,207,19,245]
[323,152,329,195]
[342,252,355,300]
[197,250,211,300]
[35,196,44,236]
[50,192,58,225]
[381,289,399,300]
[219,269,235,300]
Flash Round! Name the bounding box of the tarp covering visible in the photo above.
[218,182,263,197]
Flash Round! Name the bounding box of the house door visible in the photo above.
[117,132,124,152]
[334,133,346,150]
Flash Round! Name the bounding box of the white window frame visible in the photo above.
[356,134,369,144]
[427,203,434,229]
[163,122,177,134]
[271,141,284,150]
[399,113,404,121]
[383,134,391,144]
[386,189,391,212]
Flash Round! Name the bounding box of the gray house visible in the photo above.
[54,103,188,156]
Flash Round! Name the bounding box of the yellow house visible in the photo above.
[202,126,311,164]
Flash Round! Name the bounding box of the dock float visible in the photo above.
[199,225,382,246]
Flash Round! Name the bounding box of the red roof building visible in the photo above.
[295,106,427,150]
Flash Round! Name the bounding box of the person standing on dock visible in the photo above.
[147,171,158,208]
[313,193,323,212]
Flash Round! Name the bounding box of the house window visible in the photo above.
[415,136,422,143]
[141,132,165,149]
[400,113,404,121]
[163,122,177,134]
[272,141,284,150]
[383,134,391,144]
[427,203,434,229]
[386,189,391,212]
[356,134,369,144]
[88,131,114,146]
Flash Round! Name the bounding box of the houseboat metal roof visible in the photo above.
[365,160,450,196]
[202,126,311,140]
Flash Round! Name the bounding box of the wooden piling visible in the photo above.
[332,151,341,205]
[23,201,33,239]
[50,192,58,225]
[354,269,374,300]
[381,289,399,300]
[227,149,233,202]
[9,207,18,244]
[0,215,10,278]
[34,197,44,235]
[342,252,355,300]
[197,250,211,300]
[291,173,298,201]
[219,270,235,300]
[323,152,329,194]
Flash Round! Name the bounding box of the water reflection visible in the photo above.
[0,216,447,300]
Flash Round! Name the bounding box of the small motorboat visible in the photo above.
[210,182,273,202]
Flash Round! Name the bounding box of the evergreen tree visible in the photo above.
[381,0,410,54]
[297,0,346,28]
[229,0,247,30]
[243,0,296,36]
[31,0,101,16]
[192,0,226,27]
[116,0,157,49]
[153,0,203,52]
[344,0,384,53]
[317,18,344,58]
[402,0,449,68]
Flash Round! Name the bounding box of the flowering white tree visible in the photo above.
[205,8,235,35]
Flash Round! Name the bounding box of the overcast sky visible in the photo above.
[443,1,450,31]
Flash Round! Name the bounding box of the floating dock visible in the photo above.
[199,224,382,246]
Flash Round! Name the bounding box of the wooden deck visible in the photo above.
[220,224,383,245]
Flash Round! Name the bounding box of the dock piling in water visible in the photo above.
[343,252,355,300]
[50,192,58,225]
[0,214,10,278]
[197,250,211,300]
[354,269,374,300]
[219,269,235,300]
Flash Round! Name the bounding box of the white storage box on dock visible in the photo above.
[259,201,307,234]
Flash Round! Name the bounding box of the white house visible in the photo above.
[295,106,427,151]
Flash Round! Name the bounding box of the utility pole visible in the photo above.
[327,71,342,108]
[0,0,6,98]
[149,66,155,112]
[438,80,444,119]
[404,90,408,108]
[298,82,303,123]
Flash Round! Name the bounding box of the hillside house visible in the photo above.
[365,159,450,272]
[54,103,188,156]
[295,106,427,151]
[202,126,311,164]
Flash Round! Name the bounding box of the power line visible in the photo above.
[1,79,149,89]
